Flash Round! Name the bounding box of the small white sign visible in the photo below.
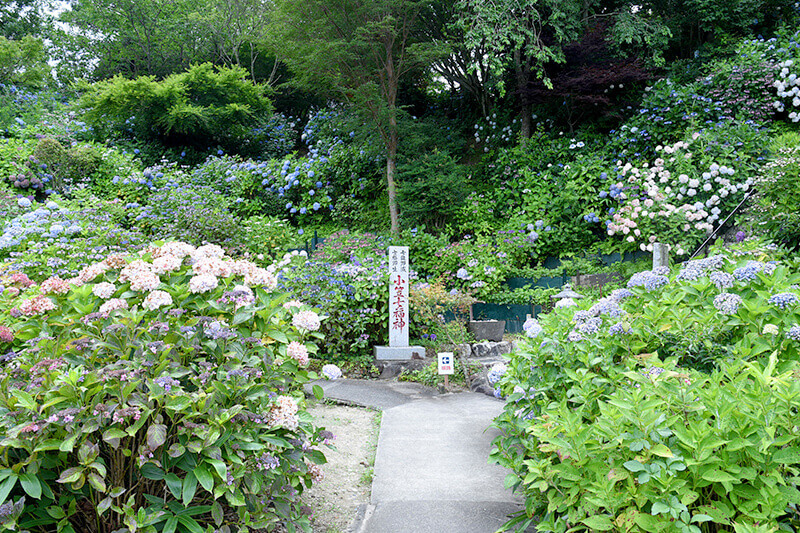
[388,246,409,347]
[437,352,454,375]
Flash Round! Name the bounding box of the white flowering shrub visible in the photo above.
[603,126,765,256]
[491,240,800,532]
[0,241,328,532]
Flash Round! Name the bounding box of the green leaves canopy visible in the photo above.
[78,62,272,149]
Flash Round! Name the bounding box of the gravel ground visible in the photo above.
[304,402,381,533]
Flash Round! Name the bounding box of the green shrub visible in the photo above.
[398,150,468,230]
[189,156,284,218]
[126,186,241,249]
[78,63,272,153]
[741,135,800,250]
[0,196,149,281]
[236,216,304,263]
[491,239,800,532]
[278,231,393,360]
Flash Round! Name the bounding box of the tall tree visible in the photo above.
[0,35,49,87]
[456,0,673,137]
[1,0,48,39]
[204,0,276,83]
[416,0,494,117]
[456,0,583,137]
[271,0,435,236]
[60,0,216,79]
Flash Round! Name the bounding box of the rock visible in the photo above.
[471,341,493,358]
[469,371,493,395]
[471,341,513,359]
[497,341,512,355]
[455,344,471,358]
[374,359,427,379]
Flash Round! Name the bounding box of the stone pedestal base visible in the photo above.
[374,345,425,361]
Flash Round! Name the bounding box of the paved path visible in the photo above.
[307,379,529,533]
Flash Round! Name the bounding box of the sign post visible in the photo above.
[388,246,409,347]
[374,246,425,361]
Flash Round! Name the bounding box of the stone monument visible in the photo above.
[374,246,425,361]
[653,242,669,269]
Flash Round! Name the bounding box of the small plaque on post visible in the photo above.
[437,352,454,375]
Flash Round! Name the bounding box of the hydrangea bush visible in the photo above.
[0,241,328,532]
[0,196,149,281]
[491,240,800,532]
[278,232,392,361]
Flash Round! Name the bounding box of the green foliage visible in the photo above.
[741,139,800,250]
[0,36,48,88]
[398,150,468,230]
[488,286,558,306]
[0,0,48,40]
[0,243,327,532]
[399,355,481,388]
[491,241,800,532]
[78,63,272,153]
[409,230,538,300]
[237,216,305,263]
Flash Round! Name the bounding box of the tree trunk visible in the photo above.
[514,49,532,138]
[387,109,400,237]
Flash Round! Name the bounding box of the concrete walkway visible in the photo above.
[307,379,529,533]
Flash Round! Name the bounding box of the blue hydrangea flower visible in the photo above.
[713,293,743,315]
[567,330,583,342]
[608,288,635,302]
[641,367,665,379]
[572,310,593,324]
[733,261,775,281]
[676,266,704,282]
[523,318,543,338]
[709,271,735,289]
[576,318,602,335]
[768,293,798,310]
[487,363,507,385]
[608,322,630,335]
[322,364,342,379]
[456,268,472,280]
[628,271,669,291]
[787,325,800,341]
[590,298,623,317]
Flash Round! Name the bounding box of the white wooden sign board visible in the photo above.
[388,246,409,347]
